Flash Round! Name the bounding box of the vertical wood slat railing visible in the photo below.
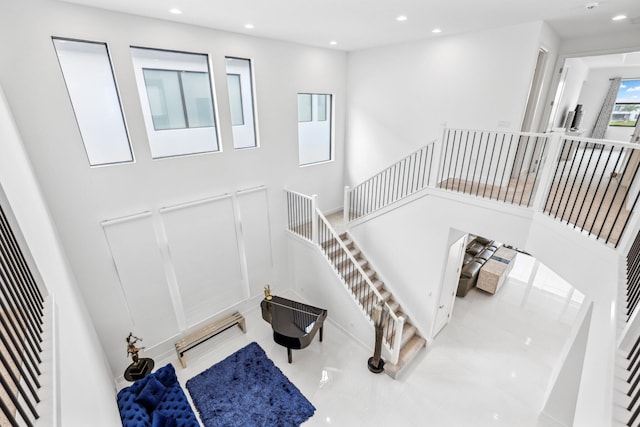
[0,203,45,427]
[345,142,435,222]
[627,229,640,322]
[438,129,550,207]
[285,189,404,364]
[543,136,640,248]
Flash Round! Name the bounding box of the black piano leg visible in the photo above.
[320,326,323,342]
[287,347,292,363]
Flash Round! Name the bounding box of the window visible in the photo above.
[297,93,332,165]
[143,69,214,130]
[52,38,133,166]
[130,47,220,158]
[225,57,258,149]
[609,79,640,127]
[227,74,244,125]
[317,95,328,122]
[297,94,312,122]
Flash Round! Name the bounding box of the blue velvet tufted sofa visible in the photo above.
[117,363,199,427]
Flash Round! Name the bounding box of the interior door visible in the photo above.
[433,235,466,338]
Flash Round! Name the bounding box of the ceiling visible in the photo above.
[578,51,640,68]
[59,0,640,51]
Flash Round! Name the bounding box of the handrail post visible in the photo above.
[311,194,318,244]
[531,132,563,213]
[391,315,405,365]
[343,186,350,226]
[433,128,449,190]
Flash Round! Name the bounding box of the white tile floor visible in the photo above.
[145,253,583,427]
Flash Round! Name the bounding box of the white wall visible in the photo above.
[348,192,534,340]
[0,0,346,379]
[0,85,121,425]
[577,66,640,141]
[346,21,546,185]
[527,23,561,133]
[551,58,589,130]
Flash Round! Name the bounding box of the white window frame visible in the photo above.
[297,93,333,166]
[130,46,221,159]
[52,37,134,167]
[225,57,259,149]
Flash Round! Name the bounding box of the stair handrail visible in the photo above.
[315,209,405,364]
[344,141,436,223]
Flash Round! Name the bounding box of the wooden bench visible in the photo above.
[175,311,246,368]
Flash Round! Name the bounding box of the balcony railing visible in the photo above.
[0,203,45,427]
[543,136,640,247]
[438,128,550,207]
[627,229,640,322]
[344,128,640,248]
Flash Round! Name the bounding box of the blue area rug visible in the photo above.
[186,342,315,427]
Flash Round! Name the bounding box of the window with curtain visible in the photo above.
[609,79,640,127]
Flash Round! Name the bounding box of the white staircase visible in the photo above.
[323,228,426,378]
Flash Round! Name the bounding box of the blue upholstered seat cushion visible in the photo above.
[151,412,177,427]
[117,363,199,427]
[135,376,167,411]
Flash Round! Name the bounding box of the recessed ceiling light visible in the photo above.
[432,28,442,33]
[169,8,182,14]
[329,41,337,46]
[396,15,408,22]
[612,14,627,21]
[244,24,254,29]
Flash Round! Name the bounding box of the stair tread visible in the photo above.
[385,336,426,379]
[401,324,417,348]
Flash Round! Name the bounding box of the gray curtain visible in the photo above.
[590,77,621,139]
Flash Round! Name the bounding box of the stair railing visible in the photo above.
[316,209,404,364]
[344,141,436,223]
[285,189,404,364]
[285,189,317,243]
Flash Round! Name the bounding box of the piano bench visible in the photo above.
[174,311,246,368]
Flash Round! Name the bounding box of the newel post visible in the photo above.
[343,186,350,226]
[531,132,563,213]
[391,315,405,365]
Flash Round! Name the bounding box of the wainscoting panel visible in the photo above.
[161,195,245,328]
[102,212,179,347]
[237,187,274,297]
